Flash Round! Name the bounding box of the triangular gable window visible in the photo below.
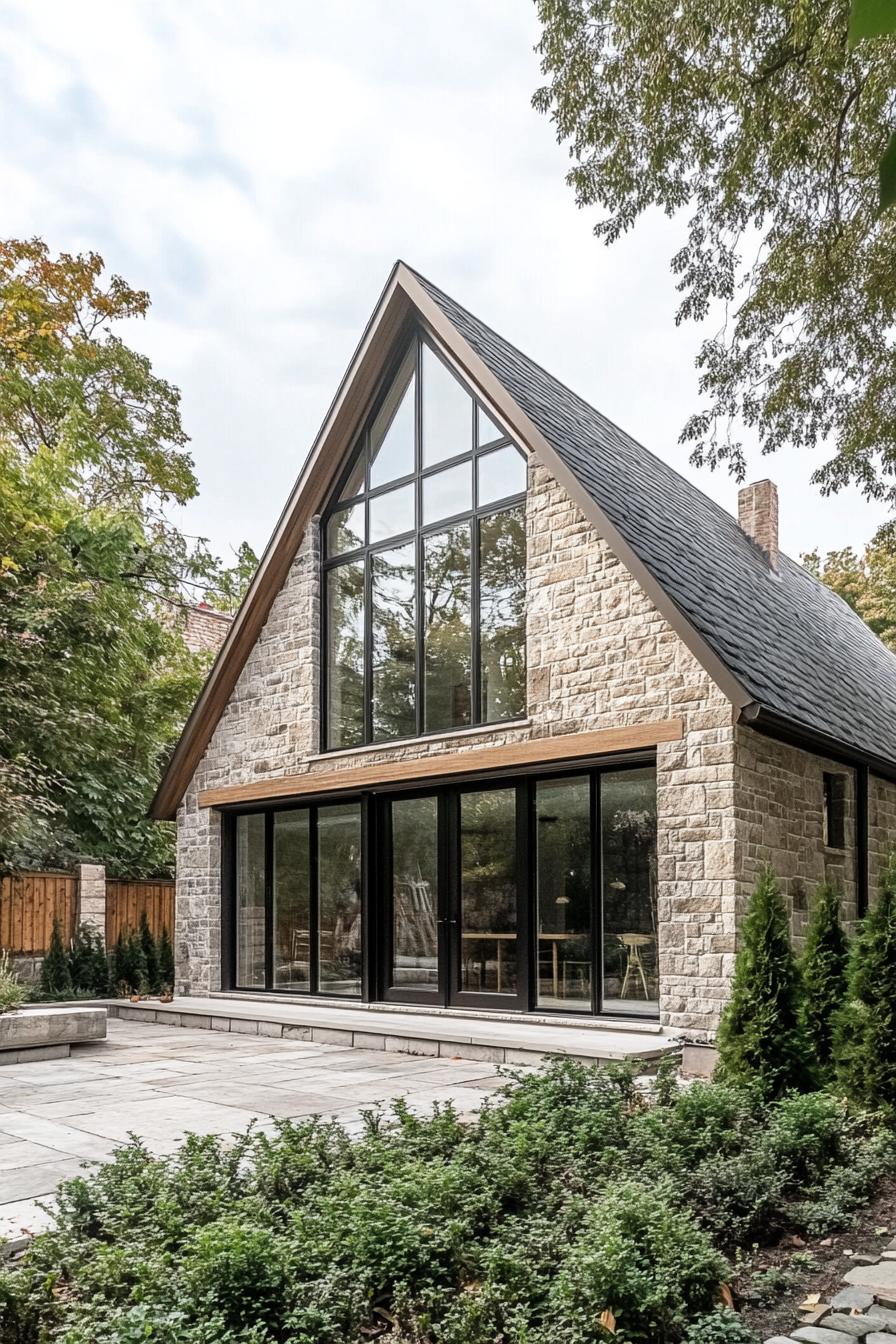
[322,333,528,750]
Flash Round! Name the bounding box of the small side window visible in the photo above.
[823,772,846,850]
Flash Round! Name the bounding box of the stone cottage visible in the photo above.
[151,262,896,1041]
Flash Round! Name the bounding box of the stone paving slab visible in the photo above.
[0,1017,513,1252]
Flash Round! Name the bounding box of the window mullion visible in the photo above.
[471,515,481,726]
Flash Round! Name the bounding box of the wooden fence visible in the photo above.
[105,879,175,948]
[0,871,78,955]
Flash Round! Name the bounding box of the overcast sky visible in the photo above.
[2,0,886,566]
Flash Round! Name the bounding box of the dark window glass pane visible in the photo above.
[326,561,365,749]
[536,777,591,1011]
[235,814,265,988]
[337,449,366,503]
[370,351,416,488]
[422,343,473,466]
[369,482,414,544]
[460,788,517,995]
[318,803,362,996]
[389,796,438,992]
[273,811,310,990]
[372,543,416,740]
[423,524,471,731]
[477,406,503,447]
[326,501,364,557]
[423,460,472,525]
[480,507,526,722]
[477,444,526,508]
[601,768,658,1016]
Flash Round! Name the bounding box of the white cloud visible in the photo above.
[0,0,886,562]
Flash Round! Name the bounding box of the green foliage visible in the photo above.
[0,239,252,877]
[533,0,896,511]
[835,853,896,1115]
[158,924,175,990]
[37,921,110,1001]
[109,926,151,996]
[39,917,72,1000]
[803,540,896,652]
[0,1059,889,1344]
[716,868,814,1099]
[0,950,25,1014]
[684,1309,759,1344]
[140,909,161,995]
[801,881,850,1074]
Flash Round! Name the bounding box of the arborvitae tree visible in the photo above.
[89,934,111,997]
[835,854,896,1115]
[111,930,129,993]
[67,923,102,996]
[126,927,148,994]
[158,925,175,991]
[139,910,160,994]
[801,880,849,1076]
[715,866,815,1098]
[40,918,73,1000]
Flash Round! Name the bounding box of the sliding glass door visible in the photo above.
[233,800,363,997]
[230,761,658,1018]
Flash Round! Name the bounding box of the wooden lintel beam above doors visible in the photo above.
[198,719,684,809]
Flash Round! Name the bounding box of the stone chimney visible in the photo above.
[738,479,779,570]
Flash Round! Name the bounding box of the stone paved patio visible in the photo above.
[0,1018,507,1249]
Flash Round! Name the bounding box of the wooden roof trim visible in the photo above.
[151,261,751,821]
[150,264,413,820]
[198,720,684,809]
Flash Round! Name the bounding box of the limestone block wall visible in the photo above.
[175,456,738,1029]
[869,773,896,898]
[733,727,857,946]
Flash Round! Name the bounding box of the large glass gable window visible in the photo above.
[322,335,527,750]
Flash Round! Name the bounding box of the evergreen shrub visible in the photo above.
[801,880,849,1074]
[715,867,814,1098]
[835,853,896,1116]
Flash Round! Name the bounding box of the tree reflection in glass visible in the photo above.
[389,796,439,992]
[460,787,517,995]
[535,776,591,1010]
[372,543,416,741]
[423,524,472,731]
[326,560,365,748]
[235,814,265,989]
[601,768,658,1014]
[273,811,310,990]
[480,506,526,723]
[318,803,362,996]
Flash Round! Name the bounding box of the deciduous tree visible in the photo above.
[534,1,896,509]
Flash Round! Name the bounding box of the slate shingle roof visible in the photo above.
[414,268,896,773]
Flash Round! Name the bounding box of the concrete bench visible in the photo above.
[0,1006,106,1064]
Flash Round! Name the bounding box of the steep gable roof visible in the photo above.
[151,262,896,818]
[411,268,896,775]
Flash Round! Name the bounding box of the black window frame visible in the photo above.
[823,771,847,850]
[320,330,528,753]
[221,753,658,1020]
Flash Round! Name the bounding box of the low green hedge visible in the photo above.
[1,1059,891,1344]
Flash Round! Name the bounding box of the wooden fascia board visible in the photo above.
[397,264,753,717]
[150,266,414,820]
[198,719,684,809]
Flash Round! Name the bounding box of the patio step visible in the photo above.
[101,996,676,1069]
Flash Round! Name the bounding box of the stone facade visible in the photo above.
[173,452,895,1036]
[733,728,858,946]
[869,773,896,898]
[176,457,740,1031]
